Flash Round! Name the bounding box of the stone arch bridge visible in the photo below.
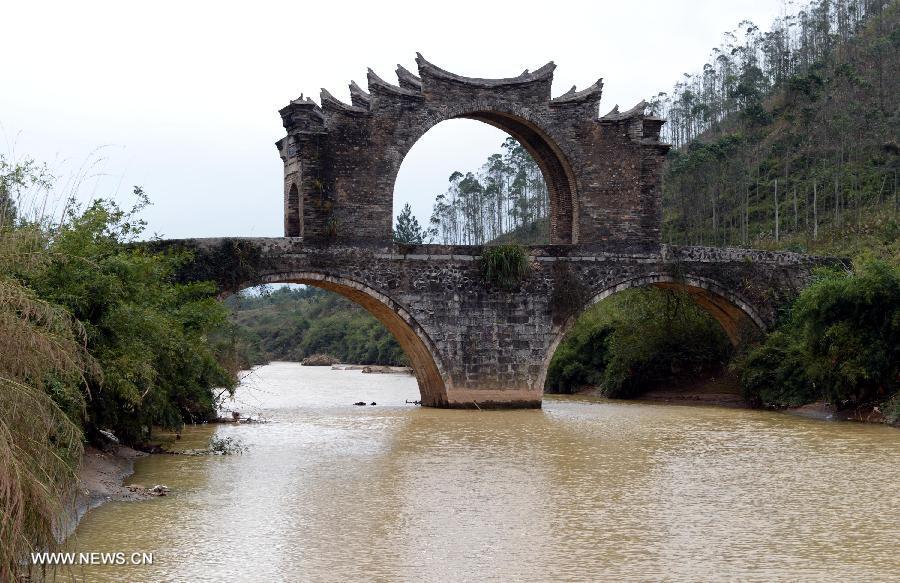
[153,56,840,408]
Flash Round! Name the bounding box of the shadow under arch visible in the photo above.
[392,106,580,244]
[232,272,449,407]
[538,273,767,391]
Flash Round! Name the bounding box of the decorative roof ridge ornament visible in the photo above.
[550,79,604,106]
[414,52,556,88]
[348,81,371,108]
[286,94,322,110]
[320,88,369,115]
[278,94,325,131]
[366,68,423,97]
[600,100,648,122]
[395,64,422,91]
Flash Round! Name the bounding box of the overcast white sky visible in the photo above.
[1,0,787,237]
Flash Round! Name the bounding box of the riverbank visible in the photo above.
[571,371,748,408]
[636,372,749,408]
[787,401,888,424]
[63,445,161,541]
[572,373,896,427]
[331,363,413,374]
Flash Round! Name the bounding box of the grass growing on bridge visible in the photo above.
[479,244,529,291]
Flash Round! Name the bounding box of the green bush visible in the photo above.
[545,323,613,393]
[0,157,242,574]
[738,331,818,406]
[26,194,237,442]
[479,244,529,290]
[739,260,899,410]
[546,288,732,396]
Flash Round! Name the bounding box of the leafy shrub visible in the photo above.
[546,288,732,396]
[738,331,818,406]
[739,260,899,409]
[209,435,246,455]
[25,195,238,442]
[545,324,614,393]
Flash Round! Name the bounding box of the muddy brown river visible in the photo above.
[65,362,899,582]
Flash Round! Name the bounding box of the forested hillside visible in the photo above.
[224,286,407,366]
[405,0,899,255]
[652,0,899,257]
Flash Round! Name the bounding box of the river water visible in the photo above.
[66,362,899,582]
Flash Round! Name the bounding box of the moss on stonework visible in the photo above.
[550,262,589,325]
[146,239,269,293]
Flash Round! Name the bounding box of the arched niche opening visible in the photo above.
[540,275,764,397]
[392,116,573,246]
[226,274,449,407]
[286,183,301,237]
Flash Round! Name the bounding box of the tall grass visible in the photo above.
[0,155,95,579]
[0,237,91,579]
[0,379,83,580]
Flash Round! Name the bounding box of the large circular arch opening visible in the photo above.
[392,114,577,246]
[459,110,577,244]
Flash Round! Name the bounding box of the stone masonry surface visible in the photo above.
[154,238,842,408]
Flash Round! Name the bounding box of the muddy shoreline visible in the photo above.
[570,373,891,425]
[63,446,140,541]
[62,445,158,542]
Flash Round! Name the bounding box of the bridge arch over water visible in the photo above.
[157,237,836,408]
[586,273,765,344]
[538,272,768,391]
[234,272,449,407]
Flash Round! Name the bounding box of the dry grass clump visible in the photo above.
[0,378,83,580]
[0,226,93,580]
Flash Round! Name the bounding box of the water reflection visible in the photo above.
[67,363,900,582]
